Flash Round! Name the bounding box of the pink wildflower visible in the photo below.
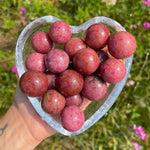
[126,80,135,86]
[12,64,18,76]
[130,25,137,29]
[20,17,25,21]
[132,142,140,150]
[143,22,150,30]
[133,124,137,130]
[21,7,26,14]
[141,133,147,140]
[133,125,147,140]
[143,0,150,5]
[135,126,144,135]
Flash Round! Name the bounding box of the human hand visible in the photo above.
[0,78,91,150]
[14,81,57,142]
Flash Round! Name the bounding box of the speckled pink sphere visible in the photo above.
[45,72,57,90]
[73,48,100,75]
[45,49,70,73]
[56,69,84,97]
[25,52,46,72]
[66,94,83,106]
[61,105,85,131]
[31,31,53,54]
[108,31,136,59]
[42,90,66,114]
[20,70,48,97]
[100,58,126,84]
[64,37,87,58]
[85,23,110,50]
[82,76,107,101]
[49,21,71,44]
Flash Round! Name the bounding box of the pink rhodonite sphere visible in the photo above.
[19,70,48,97]
[25,52,46,72]
[49,21,71,44]
[82,75,107,101]
[73,48,100,75]
[31,31,53,54]
[42,90,66,114]
[64,37,87,58]
[65,94,83,106]
[56,69,84,97]
[100,58,126,84]
[108,31,136,59]
[60,105,85,132]
[85,23,110,50]
[45,49,70,73]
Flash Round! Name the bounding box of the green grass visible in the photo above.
[0,0,150,149]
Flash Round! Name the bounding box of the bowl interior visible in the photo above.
[15,16,133,136]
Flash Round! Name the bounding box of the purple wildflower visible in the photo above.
[12,64,18,76]
[21,7,26,14]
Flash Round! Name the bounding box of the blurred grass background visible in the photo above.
[0,0,150,149]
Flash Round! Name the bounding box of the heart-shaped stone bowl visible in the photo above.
[15,16,133,136]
